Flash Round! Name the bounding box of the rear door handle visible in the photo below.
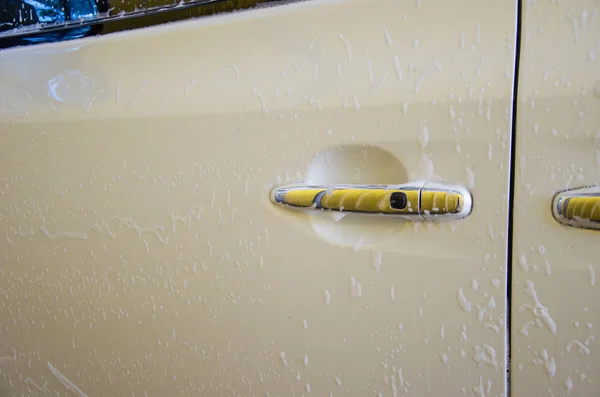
[271,181,472,221]
[552,186,600,230]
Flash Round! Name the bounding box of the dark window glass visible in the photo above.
[0,0,274,48]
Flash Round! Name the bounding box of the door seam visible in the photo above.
[506,0,523,396]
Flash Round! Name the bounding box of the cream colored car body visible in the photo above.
[0,0,594,396]
[511,1,600,396]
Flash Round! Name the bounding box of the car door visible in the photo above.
[0,0,517,395]
[511,1,600,396]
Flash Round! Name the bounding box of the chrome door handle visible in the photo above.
[270,181,472,221]
[552,186,600,230]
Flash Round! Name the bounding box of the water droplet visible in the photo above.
[594,81,600,99]
[533,305,546,317]
[418,119,429,149]
[352,238,364,253]
[544,261,551,275]
[457,288,472,312]
[465,167,475,189]
[519,253,529,272]
[280,352,288,366]
[564,377,573,392]
[350,277,362,298]
[473,344,498,370]
[384,25,393,46]
[418,153,434,179]
[334,374,342,386]
[371,251,382,272]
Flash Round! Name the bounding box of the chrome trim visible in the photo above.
[552,186,600,230]
[270,181,472,222]
[420,181,473,220]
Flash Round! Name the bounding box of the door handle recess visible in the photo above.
[552,186,600,230]
[270,181,472,221]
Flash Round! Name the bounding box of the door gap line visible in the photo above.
[506,0,523,395]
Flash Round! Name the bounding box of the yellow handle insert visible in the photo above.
[320,189,418,214]
[273,183,472,220]
[420,190,463,214]
[282,189,326,208]
[562,197,600,221]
